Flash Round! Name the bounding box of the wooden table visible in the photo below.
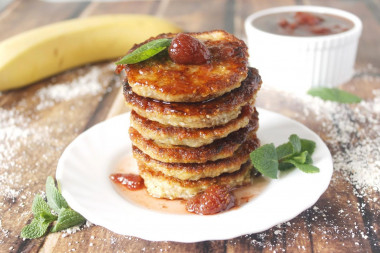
[1,0,379,252]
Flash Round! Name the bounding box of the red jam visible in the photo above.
[186,185,235,215]
[169,33,211,65]
[115,64,125,74]
[253,11,354,37]
[110,173,144,191]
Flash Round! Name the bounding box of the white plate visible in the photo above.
[56,108,333,242]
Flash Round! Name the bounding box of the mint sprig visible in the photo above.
[51,208,86,233]
[32,194,52,216]
[250,134,320,179]
[250,144,279,179]
[308,87,362,103]
[21,217,51,239]
[115,38,172,65]
[46,176,68,214]
[21,177,86,239]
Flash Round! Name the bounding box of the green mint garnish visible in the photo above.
[115,38,172,65]
[21,217,51,239]
[46,176,68,214]
[21,177,86,239]
[32,194,52,216]
[51,208,86,233]
[300,139,316,155]
[289,134,301,153]
[250,134,320,179]
[307,87,362,103]
[250,144,279,179]
[288,161,320,173]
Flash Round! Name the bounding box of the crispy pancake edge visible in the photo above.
[139,161,253,199]
[130,106,258,147]
[133,134,260,180]
[129,120,258,163]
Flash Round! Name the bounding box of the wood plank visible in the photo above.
[161,0,229,32]
[308,174,373,253]
[1,1,379,252]
[0,0,89,41]
[0,63,116,252]
[255,84,379,252]
[79,0,160,17]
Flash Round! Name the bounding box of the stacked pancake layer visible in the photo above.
[123,30,262,199]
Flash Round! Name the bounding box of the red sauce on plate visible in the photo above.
[110,154,269,215]
[253,11,354,36]
[109,173,144,191]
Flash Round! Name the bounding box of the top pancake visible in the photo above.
[124,30,248,102]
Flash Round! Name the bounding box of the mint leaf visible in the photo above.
[278,162,295,171]
[276,142,293,160]
[277,136,314,160]
[51,208,86,233]
[22,177,87,239]
[250,135,320,177]
[32,194,51,216]
[21,218,50,239]
[305,153,313,164]
[289,134,301,153]
[308,87,362,104]
[287,151,308,164]
[39,211,57,223]
[301,139,316,155]
[46,176,68,214]
[115,38,172,65]
[250,144,278,179]
[287,160,320,173]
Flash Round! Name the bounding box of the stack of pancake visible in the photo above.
[122,30,262,199]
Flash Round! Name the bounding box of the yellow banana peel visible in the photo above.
[0,15,182,91]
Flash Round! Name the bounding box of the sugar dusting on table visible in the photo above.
[35,67,105,111]
[0,63,116,246]
[302,90,380,194]
[259,66,380,196]
[247,64,380,250]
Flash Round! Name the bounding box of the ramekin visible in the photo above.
[245,6,362,92]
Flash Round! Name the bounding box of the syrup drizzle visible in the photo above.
[110,154,269,215]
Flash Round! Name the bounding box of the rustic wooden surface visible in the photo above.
[1,0,380,252]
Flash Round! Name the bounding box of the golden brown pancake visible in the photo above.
[139,161,253,199]
[123,30,249,102]
[129,118,257,163]
[133,135,260,181]
[130,106,258,147]
[124,67,262,128]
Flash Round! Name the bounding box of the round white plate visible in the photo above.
[56,108,333,242]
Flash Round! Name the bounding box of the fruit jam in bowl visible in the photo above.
[245,6,362,92]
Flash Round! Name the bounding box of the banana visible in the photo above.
[0,15,181,91]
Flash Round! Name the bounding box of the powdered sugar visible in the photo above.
[0,64,113,204]
[303,90,379,193]
[260,75,380,195]
[61,221,93,238]
[248,65,380,250]
[35,67,105,111]
[0,63,116,250]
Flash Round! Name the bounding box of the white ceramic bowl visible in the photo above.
[245,6,362,92]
